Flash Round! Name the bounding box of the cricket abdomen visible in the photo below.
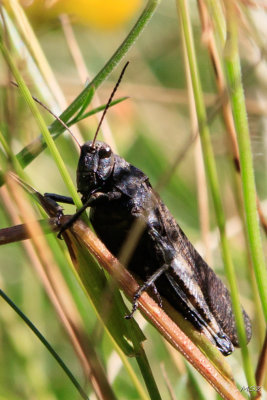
[90,203,134,257]
[89,198,165,278]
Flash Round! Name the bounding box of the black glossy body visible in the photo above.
[68,141,252,355]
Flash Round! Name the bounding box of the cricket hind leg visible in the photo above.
[125,263,169,319]
[125,222,233,354]
[125,261,233,355]
[143,265,163,308]
[125,222,176,318]
[198,261,252,346]
[150,283,163,308]
[162,271,234,356]
[182,237,252,346]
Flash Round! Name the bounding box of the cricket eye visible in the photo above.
[99,146,111,158]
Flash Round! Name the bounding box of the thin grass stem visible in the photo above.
[0,288,90,400]
[176,0,256,390]
[0,38,82,209]
[224,2,267,325]
[14,0,160,168]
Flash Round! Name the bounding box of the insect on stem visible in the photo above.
[43,60,251,357]
[91,61,130,148]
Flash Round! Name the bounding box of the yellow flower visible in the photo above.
[20,0,142,29]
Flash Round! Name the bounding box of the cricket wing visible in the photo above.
[157,199,252,347]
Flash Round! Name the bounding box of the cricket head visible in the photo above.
[76,63,129,198]
[77,141,115,195]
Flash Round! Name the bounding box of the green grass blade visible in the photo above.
[175,0,256,390]
[14,0,160,168]
[0,38,82,208]
[0,288,90,400]
[69,97,129,126]
[71,85,95,123]
[224,5,267,324]
[64,229,161,400]
[135,348,162,400]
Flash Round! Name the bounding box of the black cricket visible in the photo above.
[45,63,251,356]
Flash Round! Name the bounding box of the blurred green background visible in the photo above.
[0,1,267,399]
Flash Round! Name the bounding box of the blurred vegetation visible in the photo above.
[0,1,267,399]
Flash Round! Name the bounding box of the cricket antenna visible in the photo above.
[10,81,81,149]
[91,61,129,148]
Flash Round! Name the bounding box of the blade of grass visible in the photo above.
[3,43,152,398]
[71,86,95,123]
[1,59,120,397]
[206,0,226,45]
[2,5,85,147]
[255,331,267,388]
[135,347,162,400]
[0,37,82,209]
[199,0,266,359]
[7,0,67,108]
[9,174,146,355]
[0,127,26,179]
[10,0,160,168]
[186,363,207,400]
[0,288,90,400]
[1,180,119,400]
[112,343,151,400]
[6,175,120,400]
[13,177,156,399]
[59,13,118,153]
[224,1,267,323]
[175,0,256,391]
[63,231,159,400]
[184,17,212,263]
[69,97,129,126]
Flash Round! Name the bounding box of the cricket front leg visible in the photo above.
[125,263,169,319]
[57,191,122,238]
[43,193,75,231]
[41,193,73,221]
[44,193,75,205]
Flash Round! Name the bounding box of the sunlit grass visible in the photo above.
[0,1,267,399]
